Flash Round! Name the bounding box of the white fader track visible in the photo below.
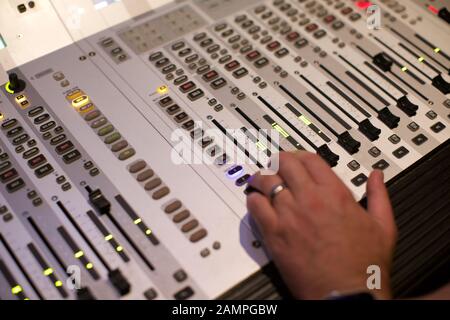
[0,0,449,300]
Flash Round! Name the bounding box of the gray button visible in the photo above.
[388,134,401,144]
[119,148,136,161]
[144,288,158,300]
[32,198,43,207]
[407,122,419,132]
[426,110,437,120]
[412,134,428,146]
[171,41,185,51]
[351,173,367,187]
[369,146,381,157]
[393,146,409,159]
[3,213,13,222]
[173,270,188,282]
[372,159,390,170]
[174,75,188,85]
[347,160,360,171]
[193,32,206,41]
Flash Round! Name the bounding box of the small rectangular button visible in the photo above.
[286,31,300,41]
[166,105,181,115]
[23,147,39,159]
[63,150,82,164]
[35,164,54,178]
[174,112,188,123]
[275,48,289,58]
[211,78,227,89]
[28,154,47,169]
[254,57,269,68]
[351,173,367,187]
[225,60,240,71]
[155,58,170,68]
[185,54,198,63]
[50,134,67,146]
[161,64,176,74]
[179,81,196,93]
[34,114,50,125]
[412,134,428,146]
[246,50,261,61]
[149,51,163,61]
[40,121,56,132]
[174,75,188,85]
[174,286,194,300]
[313,29,327,39]
[182,120,195,130]
[372,159,390,170]
[12,134,30,146]
[267,41,281,51]
[6,178,25,193]
[56,141,74,155]
[0,168,18,183]
[393,146,409,159]
[306,23,319,32]
[196,65,210,75]
[202,70,219,82]
[0,161,12,172]
[7,126,23,138]
[295,38,308,48]
[1,119,18,130]
[188,89,205,101]
[159,96,173,107]
[430,122,446,133]
[232,68,248,79]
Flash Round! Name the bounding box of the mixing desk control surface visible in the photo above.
[0,0,449,300]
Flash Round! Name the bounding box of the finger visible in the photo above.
[246,192,279,236]
[293,151,343,187]
[248,172,295,210]
[366,170,397,244]
[271,152,315,193]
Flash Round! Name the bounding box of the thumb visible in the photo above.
[366,170,397,245]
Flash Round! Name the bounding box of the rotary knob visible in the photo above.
[7,73,26,93]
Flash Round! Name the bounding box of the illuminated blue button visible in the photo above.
[227,165,243,178]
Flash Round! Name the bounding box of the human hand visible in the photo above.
[246,151,397,299]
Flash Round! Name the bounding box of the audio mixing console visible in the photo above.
[0,0,449,300]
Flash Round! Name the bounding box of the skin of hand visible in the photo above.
[246,151,398,300]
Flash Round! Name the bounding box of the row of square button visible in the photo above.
[150,52,207,101]
[234,16,293,64]
[158,96,195,130]
[0,146,26,194]
[2,118,54,185]
[26,107,80,167]
[264,2,333,39]
[100,37,129,64]
[192,32,253,86]
[25,107,82,190]
[0,204,14,222]
[170,42,232,97]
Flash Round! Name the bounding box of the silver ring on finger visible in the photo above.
[269,183,288,202]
